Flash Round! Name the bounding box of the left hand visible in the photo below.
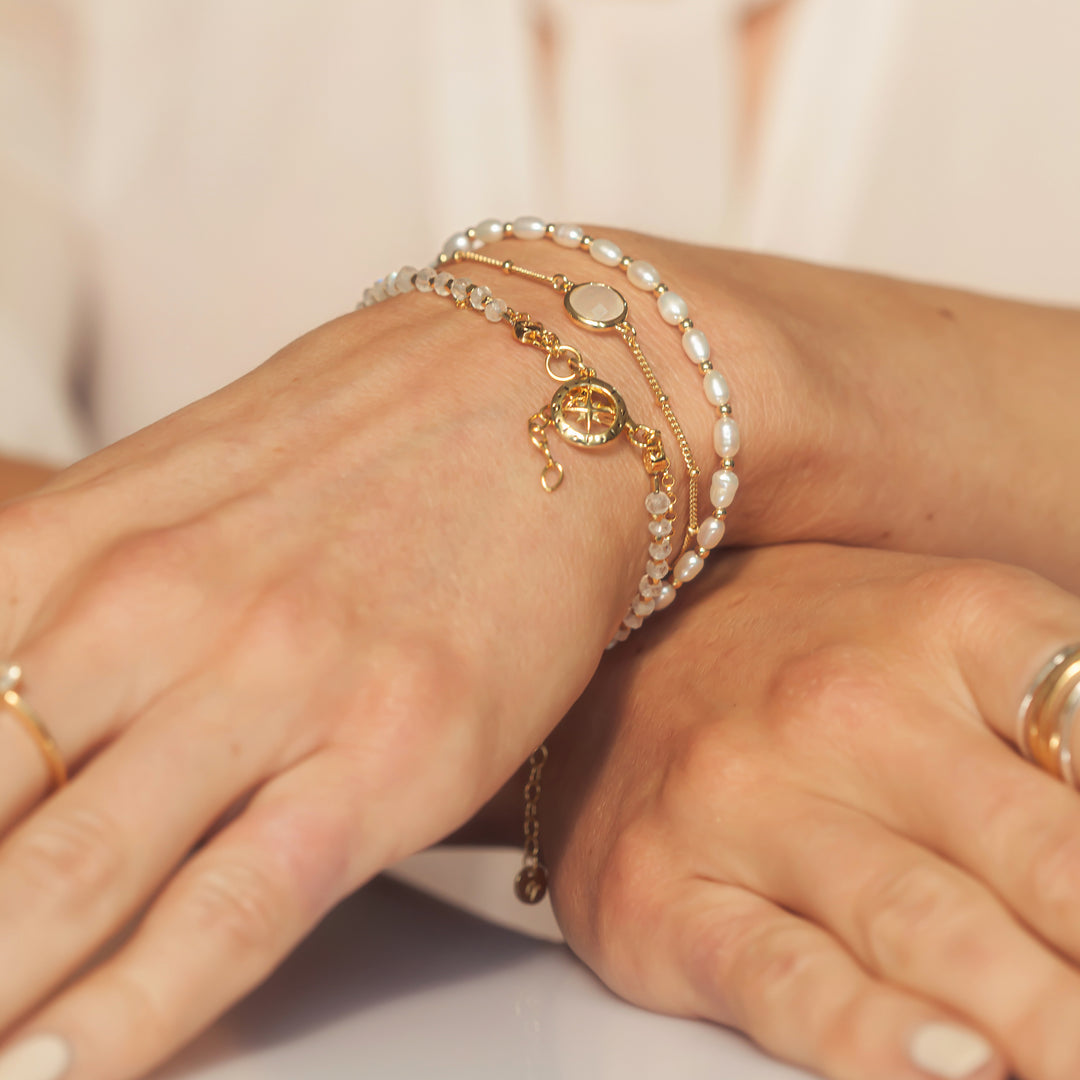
[543,543,1080,1080]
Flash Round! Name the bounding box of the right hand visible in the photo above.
[543,543,1080,1080]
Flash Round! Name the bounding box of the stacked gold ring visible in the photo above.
[0,662,68,792]
[1017,644,1080,788]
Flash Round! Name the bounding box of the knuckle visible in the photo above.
[659,723,764,820]
[767,645,891,736]
[179,858,291,955]
[724,916,822,1016]
[856,862,970,974]
[592,825,665,972]
[8,808,125,911]
[908,558,1045,635]
[1025,828,1080,922]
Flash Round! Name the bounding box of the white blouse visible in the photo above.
[1,0,1078,465]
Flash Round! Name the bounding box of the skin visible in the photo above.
[0,233,1077,1077]
[531,545,1080,1080]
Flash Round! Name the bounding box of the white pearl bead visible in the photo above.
[697,516,726,550]
[553,223,584,248]
[590,238,623,267]
[623,612,644,631]
[645,491,672,516]
[632,596,656,618]
[395,266,417,293]
[414,267,436,292]
[674,551,704,583]
[484,298,508,323]
[703,370,730,407]
[433,271,453,297]
[469,284,492,310]
[710,469,739,509]
[474,219,505,244]
[627,260,660,291]
[442,232,470,258]
[654,583,677,611]
[658,292,689,325]
[713,417,740,458]
[683,328,711,364]
[511,215,546,239]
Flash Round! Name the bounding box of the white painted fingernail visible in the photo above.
[0,1035,71,1080]
[909,1021,994,1079]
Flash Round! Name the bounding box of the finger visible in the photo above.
[0,754,358,1080]
[742,800,1080,1080]
[0,516,265,826]
[668,882,1003,1080]
[861,700,1080,971]
[939,561,1080,749]
[0,666,302,1030]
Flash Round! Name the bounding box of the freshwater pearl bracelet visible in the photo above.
[436,217,740,598]
[358,263,679,646]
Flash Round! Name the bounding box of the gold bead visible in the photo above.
[722,459,735,469]
[654,283,668,295]
[620,255,633,268]
[546,222,556,234]
[581,235,593,247]
[466,228,477,241]
[719,403,733,415]
[679,318,694,331]
[502,260,514,273]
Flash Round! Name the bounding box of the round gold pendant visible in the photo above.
[550,378,628,448]
[564,281,628,331]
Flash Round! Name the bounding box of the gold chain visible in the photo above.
[456,250,700,553]
[514,744,549,904]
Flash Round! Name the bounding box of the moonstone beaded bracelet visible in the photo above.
[358,262,680,646]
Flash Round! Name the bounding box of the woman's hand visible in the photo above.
[543,544,1080,1080]
[0,222,1075,1078]
[0,287,670,1078]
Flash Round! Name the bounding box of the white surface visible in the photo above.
[151,876,814,1080]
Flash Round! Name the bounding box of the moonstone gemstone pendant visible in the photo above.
[564,282,628,331]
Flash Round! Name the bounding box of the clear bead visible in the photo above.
[648,518,674,538]
[645,491,672,516]
[649,539,672,561]
[470,285,492,310]
[485,298,508,323]
[433,272,454,297]
[415,267,436,292]
[450,278,471,303]
[646,560,670,580]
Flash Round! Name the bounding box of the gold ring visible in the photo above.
[1017,644,1080,788]
[0,662,68,791]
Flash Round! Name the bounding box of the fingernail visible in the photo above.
[909,1021,994,1079]
[0,1035,71,1080]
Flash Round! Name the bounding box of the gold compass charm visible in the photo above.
[550,378,628,448]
